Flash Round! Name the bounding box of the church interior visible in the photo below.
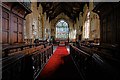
[1,1,120,80]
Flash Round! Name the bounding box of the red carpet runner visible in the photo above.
[37,46,69,80]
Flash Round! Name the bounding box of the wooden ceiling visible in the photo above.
[38,2,87,21]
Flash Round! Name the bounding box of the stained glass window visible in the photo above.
[56,20,69,40]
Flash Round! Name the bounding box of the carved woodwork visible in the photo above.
[2,10,9,44]
[70,44,120,80]
[2,43,53,80]
[2,2,31,45]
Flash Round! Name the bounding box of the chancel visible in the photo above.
[1,1,120,80]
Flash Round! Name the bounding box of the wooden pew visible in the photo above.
[70,44,120,80]
[2,44,53,80]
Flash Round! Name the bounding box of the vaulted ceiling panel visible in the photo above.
[38,2,86,21]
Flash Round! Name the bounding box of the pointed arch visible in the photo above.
[55,19,69,40]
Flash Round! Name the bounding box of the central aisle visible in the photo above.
[37,46,81,80]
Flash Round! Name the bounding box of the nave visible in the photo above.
[37,46,82,80]
[1,1,120,80]
[38,45,120,80]
[2,43,120,80]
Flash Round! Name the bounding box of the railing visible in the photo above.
[2,43,53,80]
[70,44,120,80]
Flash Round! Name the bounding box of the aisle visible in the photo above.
[37,46,81,80]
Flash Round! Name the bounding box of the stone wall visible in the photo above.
[80,2,100,41]
[24,3,51,43]
[24,2,100,43]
